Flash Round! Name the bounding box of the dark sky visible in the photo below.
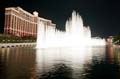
[0,0,120,37]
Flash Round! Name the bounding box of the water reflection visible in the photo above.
[0,47,36,79]
[40,63,73,79]
[0,46,120,79]
[114,46,120,64]
[85,61,119,79]
[36,47,92,79]
[85,45,120,79]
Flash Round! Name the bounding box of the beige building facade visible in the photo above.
[4,7,56,37]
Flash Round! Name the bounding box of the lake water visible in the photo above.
[0,45,120,79]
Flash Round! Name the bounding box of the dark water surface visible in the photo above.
[0,45,120,79]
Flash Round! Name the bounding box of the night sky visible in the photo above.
[0,0,120,37]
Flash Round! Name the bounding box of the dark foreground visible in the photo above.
[0,45,120,79]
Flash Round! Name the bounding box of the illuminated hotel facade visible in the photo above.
[4,7,56,37]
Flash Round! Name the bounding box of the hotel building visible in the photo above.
[4,7,56,37]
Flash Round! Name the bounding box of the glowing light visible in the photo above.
[33,11,38,17]
[36,47,94,76]
[36,11,106,48]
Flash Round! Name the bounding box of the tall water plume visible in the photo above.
[36,11,106,48]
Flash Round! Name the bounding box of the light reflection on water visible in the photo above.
[0,46,120,79]
[36,46,105,79]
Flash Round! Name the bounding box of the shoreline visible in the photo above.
[0,43,36,48]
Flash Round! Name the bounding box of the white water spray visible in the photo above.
[36,11,106,48]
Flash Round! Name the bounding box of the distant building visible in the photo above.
[106,36,113,43]
[4,7,56,37]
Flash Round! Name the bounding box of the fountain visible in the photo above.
[36,11,106,48]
